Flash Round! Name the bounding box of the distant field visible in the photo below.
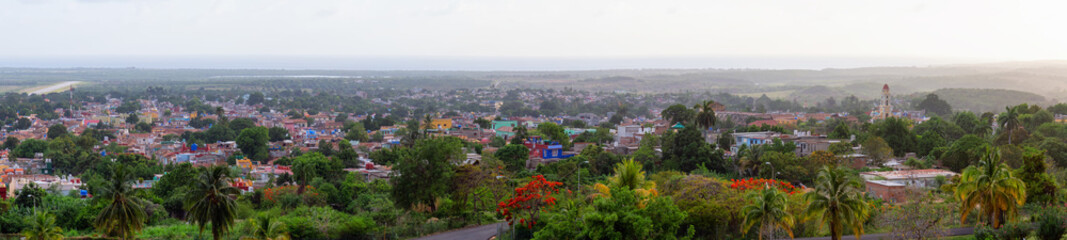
[738,90,794,99]
[21,81,82,95]
[0,86,27,92]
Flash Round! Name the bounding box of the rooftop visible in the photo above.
[860,169,956,180]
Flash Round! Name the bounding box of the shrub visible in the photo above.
[1034,206,1067,240]
[976,222,1031,240]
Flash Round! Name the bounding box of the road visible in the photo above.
[784,227,974,240]
[27,81,80,95]
[413,222,506,240]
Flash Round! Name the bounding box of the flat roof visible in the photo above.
[860,169,957,180]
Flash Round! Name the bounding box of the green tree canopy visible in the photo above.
[917,93,952,117]
[390,136,464,211]
[495,144,530,172]
[236,126,270,161]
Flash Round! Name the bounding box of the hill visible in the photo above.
[926,88,1049,113]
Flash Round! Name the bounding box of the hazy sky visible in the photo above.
[2,0,1066,63]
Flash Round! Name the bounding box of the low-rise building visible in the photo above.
[860,169,956,202]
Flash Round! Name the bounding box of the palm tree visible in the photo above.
[997,106,1020,144]
[956,147,1026,228]
[23,212,64,240]
[241,216,290,240]
[216,106,228,125]
[511,125,529,145]
[292,158,316,194]
[608,158,654,190]
[804,166,871,240]
[423,114,433,135]
[186,165,241,240]
[741,188,795,240]
[590,158,658,206]
[693,100,718,135]
[95,165,146,240]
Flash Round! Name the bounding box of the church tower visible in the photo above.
[877,84,892,119]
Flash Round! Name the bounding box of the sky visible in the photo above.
[1,0,1066,70]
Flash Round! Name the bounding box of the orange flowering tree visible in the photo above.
[730,178,802,195]
[497,175,563,229]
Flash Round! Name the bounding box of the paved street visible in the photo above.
[413,222,506,240]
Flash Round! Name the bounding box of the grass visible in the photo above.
[940,235,975,240]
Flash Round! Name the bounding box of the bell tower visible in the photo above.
[879,84,892,119]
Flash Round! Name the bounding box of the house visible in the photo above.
[426,118,453,130]
[747,120,779,127]
[614,125,651,147]
[791,136,839,157]
[523,136,574,161]
[733,131,782,147]
[860,169,957,202]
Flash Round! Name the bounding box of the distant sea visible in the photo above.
[0,55,982,71]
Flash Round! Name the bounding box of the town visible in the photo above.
[1,77,1066,240]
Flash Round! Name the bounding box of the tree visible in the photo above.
[23,212,64,240]
[13,139,47,158]
[495,144,530,172]
[537,122,570,149]
[885,189,952,239]
[46,124,67,139]
[229,118,256,133]
[741,187,795,240]
[536,186,692,240]
[860,136,893,167]
[125,114,139,125]
[246,92,265,106]
[291,152,341,194]
[693,100,718,133]
[661,104,695,125]
[869,117,915,156]
[268,127,289,142]
[917,94,952,117]
[134,122,152,133]
[662,126,727,173]
[236,127,270,161]
[510,126,529,145]
[829,123,850,139]
[717,132,735,150]
[247,216,290,240]
[14,117,32,130]
[939,135,990,172]
[805,166,871,240]
[956,147,1027,228]
[391,137,463,211]
[474,118,492,129]
[953,112,981,135]
[316,139,334,156]
[95,165,146,240]
[345,122,369,142]
[3,136,19,150]
[115,101,141,114]
[498,175,563,229]
[1013,148,1058,204]
[215,106,228,126]
[998,106,1021,145]
[205,124,236,142]
[185,166,241,240]
[828,142,852,155]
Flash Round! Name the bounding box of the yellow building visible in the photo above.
[236,158,253,169]
[425,118,453,130]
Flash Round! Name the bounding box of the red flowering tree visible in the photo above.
[497,175,563,229]
[730,178,802,195]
